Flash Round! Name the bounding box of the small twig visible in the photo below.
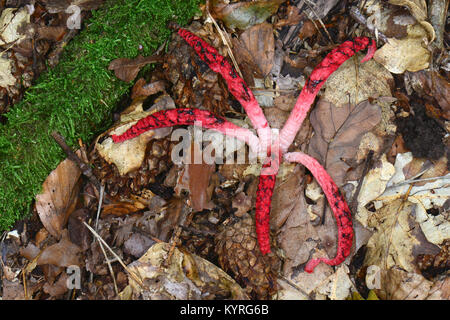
[165,208,193,266]
[350,150,374,213]
[82,221,145,288]
[350,6,389,44]
[95,184,105,232]
[304,0,334,44]
[51,131,101,192]
[205,0,244,80]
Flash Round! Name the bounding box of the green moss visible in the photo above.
[0,0,201,230]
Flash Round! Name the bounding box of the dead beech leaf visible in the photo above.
[324,53,393,107]
[308,100,382,186]
[35,152,82,239]
[37,229,81,267]
[374,24,431,74]
[125,242,249,299]
[211,0,285,30]
[108,54,163,82]
[232,22,275,80]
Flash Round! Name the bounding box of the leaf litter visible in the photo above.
[2,0,449,300]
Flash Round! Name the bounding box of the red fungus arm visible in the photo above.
[176,28,272,149]
[111,108,260,152]
[280,38,376,152]
[284,152,353,273]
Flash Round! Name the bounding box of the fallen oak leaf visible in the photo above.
[108,54,163,82]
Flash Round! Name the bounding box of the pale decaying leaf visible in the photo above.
[364,198,447,299]
[35,152,82,239]
[355,154,396,227]
[374,24,431,74]
[378,152,450,245]
[0,56,16,88]
[308,100,382,186]
[388,0,435,41]
[315,265,354,300]
[0,7,30,46]
[96,95,174,175]
[123,242,249,299]
[324,54,393,107]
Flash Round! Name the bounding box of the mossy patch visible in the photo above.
[0,0,201,230]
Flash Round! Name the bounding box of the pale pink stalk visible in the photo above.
[284,151,353,272]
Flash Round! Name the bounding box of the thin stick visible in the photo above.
[82,221,145,288]
[304,0,334,44]
[51,131,101,191]
[205,0,244,80]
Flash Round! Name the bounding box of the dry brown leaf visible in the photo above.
[125,242,249,299]
[274,5,304,29]
[37,26,67,41]
[35,153,82,239]
[176,140,216,212]
[68,208,91,251]
[108,55,163,82]
[101,201,146,217]
[406,70,450,119]
[232,22,275,80]
[308,100,382,186]
[43,272,69,297]
[131,78,166,99]
[211,0,285,30]
[1,280,25,300]
[37,229,81,267]
[324,54,393,107]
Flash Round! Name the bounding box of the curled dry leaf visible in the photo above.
[308,100,382,186]
[379,152,450,245]
[35,151,82,239]
[211,0,285,30]
[124,242,249,299]
[388,0,435,41]
[108,54,163,82]
[131,78,166,99]
[374,24,431,74]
